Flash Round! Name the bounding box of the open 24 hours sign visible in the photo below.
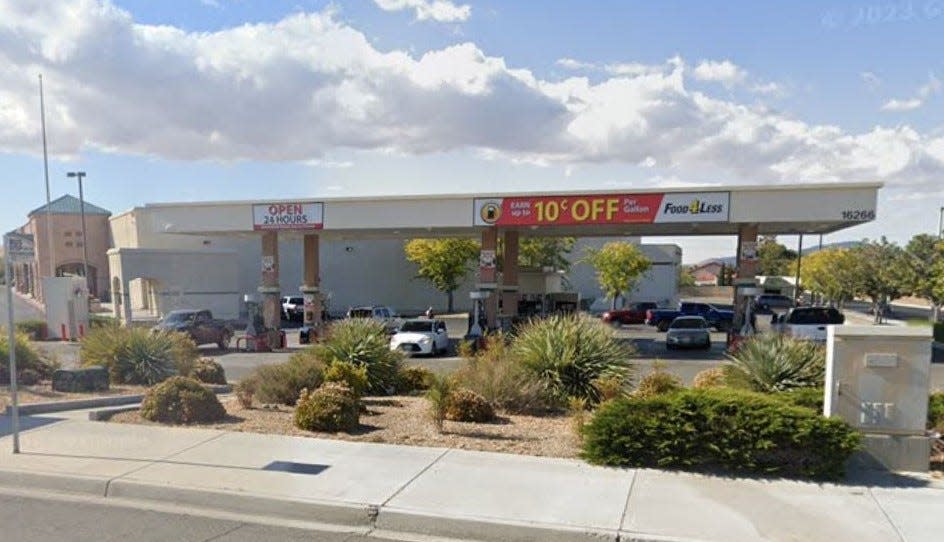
[473,192,730,226]
[252,202,324,230]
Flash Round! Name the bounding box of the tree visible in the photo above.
[518,237,575,271]
[903,234,944,322]
[678,265,696,288]
[852,238,910,324]
[757,236,798,276]
[404,238,480,313]
[798,248,860,307]
[583,242,652,309]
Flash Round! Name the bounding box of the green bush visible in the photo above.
[80,326,199,385]
[634,370,682,397]
[445,388,496,423]
[512,314,633,405]
[426,374,453,432]
[140,377,226,424]
[294,383,360,432]
[929,392,944,432]
[312,319,403,395]
[582,388,861,480]
[15,320,47,340]
[725,333,825,393]
[692,367,727,389]
[775,387,824,413]
[397,366,435,393]
[0,331,58,382]
[324,361,369,398]
[454,335,556,413]
[251,350,325,406]
[190,358,227,385]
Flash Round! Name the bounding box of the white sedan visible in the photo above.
[389,319,450,356]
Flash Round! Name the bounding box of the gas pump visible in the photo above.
[728,286,760,351]
[464,290,490,350]
[242,293,271,352]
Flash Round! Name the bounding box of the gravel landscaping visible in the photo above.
[108,395,581,458]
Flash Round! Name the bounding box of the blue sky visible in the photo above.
[2,0,943,262]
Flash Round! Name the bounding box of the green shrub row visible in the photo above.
[581,388,861,480]
[14,320,47,340]
[0,331,58,383]
[929,392,944,433]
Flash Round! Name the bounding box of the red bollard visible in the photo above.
[61,323,68,342]
[79,324,85,338]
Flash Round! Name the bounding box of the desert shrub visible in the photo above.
[512,314,633,405]
[582,388,861,480]
[251,351,325,406]
[426,374,454,432]
[725,333,825,393]
[15,320,47,340]
[18,368,41,386]
[775,387,824,413]
[397,366,434,393]
[634,369,682,398]
[190,358,227,385]
[593,375,629,402]
[0,331,58,382]
[324,361,369,398]
[312,319,402,395]
[140,377,225,424]
[454,335,556,414]
[89,315,115,329]
[457,339,476,359]
[692,367,728,389]
[80,326,199,385]
[445,388,495,423]
[929,392,944,432]
[294,383,360,433]
[234,377,256,409]
[569,397,590,442]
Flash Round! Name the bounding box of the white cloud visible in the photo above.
[881,73,941,112]
[374,0,471,23]
[0,1,942,199]
[861,71,882,91]
[692,60,747,88]
[556,57,595,71]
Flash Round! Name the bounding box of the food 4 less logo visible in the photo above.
[654,192,730,223]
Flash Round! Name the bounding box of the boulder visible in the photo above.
[52,367,110,393]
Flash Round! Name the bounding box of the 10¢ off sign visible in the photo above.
[252,202,324,230]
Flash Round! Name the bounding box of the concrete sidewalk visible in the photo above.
[0,415,942,542]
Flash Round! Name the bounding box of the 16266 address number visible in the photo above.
[841,209,876,221]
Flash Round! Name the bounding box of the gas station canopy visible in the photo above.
[133,182,880,239]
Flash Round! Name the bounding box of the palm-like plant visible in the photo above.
[512,314,633,404]
[313,318,403,394]
[725,333,825,393]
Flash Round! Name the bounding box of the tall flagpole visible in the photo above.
[40,74,55,305]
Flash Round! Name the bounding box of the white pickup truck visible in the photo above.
[773,307,845,343]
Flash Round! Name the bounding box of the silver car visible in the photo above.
[666,316,711,350]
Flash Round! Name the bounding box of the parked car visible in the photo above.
[153,309,233,349]
[601,302,659,326]
[281,296,304,321]
[665,316,712,350]
[753,294,794,314]
[774,306,845,343]
[347,305,401,333]
[389,319,450,356]
[646,302,734,332]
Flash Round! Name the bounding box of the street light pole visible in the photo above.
[66,172,90,294]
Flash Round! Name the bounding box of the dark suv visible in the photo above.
[754,294,794,314]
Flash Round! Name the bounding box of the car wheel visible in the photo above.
[217,332,232,351]
[657,320,670,332]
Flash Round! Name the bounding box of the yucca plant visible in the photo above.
[512,314,633,405]
[81,326,199,385]
[312,318,403,394]
[426,374,454,433]
[724,333,825,393]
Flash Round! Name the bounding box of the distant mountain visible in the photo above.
[692,240,863,268]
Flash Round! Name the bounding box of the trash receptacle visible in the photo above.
[299,327,312,345]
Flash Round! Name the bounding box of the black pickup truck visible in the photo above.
[153,309,233,349]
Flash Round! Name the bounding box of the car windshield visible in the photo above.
[348,309,372,318]
[671,318,706,329]
[163,312,195,324]
[400,321,434,332]
[786,308,844,325]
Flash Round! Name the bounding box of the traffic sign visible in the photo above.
[5,233,35,262]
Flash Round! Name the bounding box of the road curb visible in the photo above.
[0,468,108,497]
[375,507,619,542]
[5,385,232,416]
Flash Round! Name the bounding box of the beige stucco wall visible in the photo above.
[27,212,112,300]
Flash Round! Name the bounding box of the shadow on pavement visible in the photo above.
[0,415,65,438]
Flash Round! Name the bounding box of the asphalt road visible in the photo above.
[0,488,392,542]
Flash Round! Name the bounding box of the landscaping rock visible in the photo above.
[52,366,110,393]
